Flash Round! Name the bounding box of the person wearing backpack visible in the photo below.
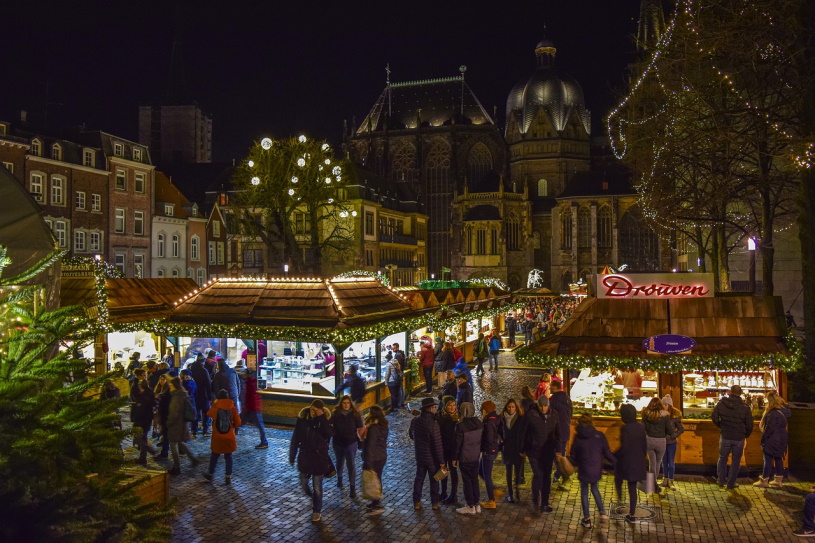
[166,377,200,475]
[204,388,242,484]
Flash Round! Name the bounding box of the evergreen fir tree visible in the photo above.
[0,247,173,542]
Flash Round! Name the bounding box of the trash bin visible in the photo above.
[788,402,815,478]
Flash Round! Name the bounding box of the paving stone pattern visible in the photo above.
[140,352,809,542]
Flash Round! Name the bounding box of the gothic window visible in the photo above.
[560,208,572,249]
[537,178,548,197]
[533,231,541,250]
[390,142,417,184]
[598,205,613,248]
[491,228,499,254]
[506,213,520,251]
[467,142,492,189]
[465,227,473,255]
[562,270,573,291]
[619,208,660,271]
[577,206,591,248]
[476,229,487,255]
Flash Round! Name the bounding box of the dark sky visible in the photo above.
[3,1,645,163]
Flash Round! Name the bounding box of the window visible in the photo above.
[241,249,263,267]
[187,267,193,278]
[294,213,307,235]
[134,172,145,193]
[365,249,374,266]
[537,178,548,197]
[76,191,86,210]
[30,173,44,202]
[134,211,144,235]
[2,161,13,174]
[74,231,85,252]
[476,229,487,255]
[157,234,165,257]
[115,253,126,275]
[134,255,144,278]
[217,242,224,264]
[190,236,200,261]
[577,206,591,248]
[114,143,123,156]
[115,169,126,190]
[619,209,660,271]
[365,212,374,236]
[133,148,142,162]
[53,220,67,248]
[114,208,125,233]
[31,139,41,157]
[50,176,64,205]
[83,149,94,167]
[506,214,521,251]
[491,229,499,255]
[171,268,179,278]
[91,193,101,212]
[561,208,573,249]
[90,232,101,252]
[164,204,174,216]
[598,205,613,248]
[212,220,220,238]
[209,242,216,264]
[197,268,205,286]
[51,143,62,161]
[157,268,165,278]
[466,142,492,189]
[172,234,180,257]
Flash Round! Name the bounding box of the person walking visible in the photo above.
[453,402,484,515]
[189,353,213,436]
[165,377,200,475]
[132,379,157,465]
[793,487,815,537]
[385,350,404,410]
[289,399,334,522]
[212,358,240,403]
[332,395,363,498]
[419,340,435,394]
[642,397,674,495]
[660,395,684,489]
[360,405,389,516]
[455,373,473,409]
[549,380,573,487]
[712,385,754,489]
[505,313,517,346]
[409,397,447,510]
[153,377,172,459]
[437,396,461,505]
[524,318,536,346]
[241,370,269,449]
[473,332,489,376]
[438,371,458,408]
[488,331,502,372]
[518,395,561,515]
[499,398,524,503]
[203,389,242,484]
[614,404,647,523]
[754,391,791,488]
[479,401,501,510]
[570,414,615,528]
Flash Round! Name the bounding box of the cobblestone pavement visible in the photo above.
[131,352,810,542]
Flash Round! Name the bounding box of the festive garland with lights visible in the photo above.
[514,330,803,373]
[334,269,389,287]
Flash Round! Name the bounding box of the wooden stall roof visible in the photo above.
[168,276,414,329]
[531,295,789,357]
[397,287,509,312]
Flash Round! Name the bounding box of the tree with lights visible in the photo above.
[230,136,355,276]
[0,247,172,541]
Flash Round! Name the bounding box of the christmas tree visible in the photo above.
[0,247,173,542]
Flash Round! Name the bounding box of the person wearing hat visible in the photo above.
[409,397,446,510]
[453,402,483,515]
[712,385,753,489]
[436,396,460,505]
[289,399,334,522]
[518,395,562,515]
[479,401,501,509]
[660,394,684,489]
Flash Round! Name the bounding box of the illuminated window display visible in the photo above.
[682,369,779,413]
[107,331,160,369]
[570,368,659,412]
[259,342,335,393]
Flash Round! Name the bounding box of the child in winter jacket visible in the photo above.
[204,389,242,484]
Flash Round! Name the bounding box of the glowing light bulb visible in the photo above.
[321,143,329,151]
[328,198,334,203]
[325,178,331,184]
[298,135,307,143]
[332,166,341,175]
[324,159,331,165]
[291,176,298,183]
[340,211,348,218]
[297,158,306,167]
[251,177,260,185]
[288,189,295,196]
[351,210,357,217]
[260,138,272,150]
[248,160,254,167]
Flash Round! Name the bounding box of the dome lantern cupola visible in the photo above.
[534,39,556,68]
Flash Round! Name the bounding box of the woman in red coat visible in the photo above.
[204,389,242,484]
[242,372,268,449]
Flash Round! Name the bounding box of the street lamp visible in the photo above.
[283,264,289,277]
[748,238,756,293]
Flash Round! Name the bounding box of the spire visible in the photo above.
[637,0,665,51]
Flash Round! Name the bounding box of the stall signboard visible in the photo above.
[595,273,714,299]
[643,334,697,354]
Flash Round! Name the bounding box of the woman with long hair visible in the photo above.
[499,399,525,502]
[534,373,552,400]
[520,385,536,413]
[642,397,674,494]
[754,391,791,487]
[437,397,461,505]
[332,395,363,497]
[660,395,684,489]
[361,405,389,515]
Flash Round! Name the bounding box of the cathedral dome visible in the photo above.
[506,40,591,136]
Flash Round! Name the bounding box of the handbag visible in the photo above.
[326,457,337,478]
[433,466,449,481]
[555,455,576,479]
[362,469,383,501]
[637,472,657,494]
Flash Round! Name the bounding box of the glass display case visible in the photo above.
[570,368,659,412]
[682,369,779,413]
[257,342,335,393]
[342,340,377,384]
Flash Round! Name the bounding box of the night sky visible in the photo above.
[3,1,646,163]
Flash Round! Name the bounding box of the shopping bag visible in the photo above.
[637,472,656,494]
[326,457,337,478]
[555,455,576,480]
[362,469,383,501]
[433,466,449,481]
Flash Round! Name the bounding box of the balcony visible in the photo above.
[378,233,418,246]
[462,254,502,267]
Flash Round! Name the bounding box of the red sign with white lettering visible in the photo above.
[595,273,714,299]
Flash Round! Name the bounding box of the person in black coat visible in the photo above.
[438,371,458,409]
[518,395,561,514]
[480,401,502,508]
[132,379,157,464]
[499,398,524,503]
[570,414,616,528]
[712,385,754,489]
[409,397,447,509]
[754,391,791,488]
[361,405,389,515]
[211,359,240,402]
[549,380,573,484]
[436,396,461,505]
[453,402,483,515]
[289,399,334,522]
[614,404,647,523]
[340,365,367,404]
[189,355,213,436]
[455,373,473,408]
[332,395,363,497]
